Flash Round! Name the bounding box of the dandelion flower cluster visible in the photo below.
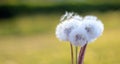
[55,12,104,47]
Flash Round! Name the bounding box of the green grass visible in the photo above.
[0,11,120,64]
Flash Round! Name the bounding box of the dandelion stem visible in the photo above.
[70,43,74,64]
[78,44,87,64]
[75,46,78,64]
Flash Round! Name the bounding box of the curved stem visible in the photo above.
[70,43,74,64]
[78,44,87,64]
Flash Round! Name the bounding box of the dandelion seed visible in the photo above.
[60,12,74,22]
[60,12,68,21]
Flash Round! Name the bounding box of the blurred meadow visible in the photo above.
[0,0,120,64]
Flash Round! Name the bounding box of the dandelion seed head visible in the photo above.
[83,16,104,42]
[56,18,81,41]
[56,12,104,46]
[69,26,88,47]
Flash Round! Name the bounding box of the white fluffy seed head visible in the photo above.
[55,12,104,46]
[56,13,82,41]
[69,26,88,46]
[83,16,104,42]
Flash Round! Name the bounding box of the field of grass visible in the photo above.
[0,11,120,64]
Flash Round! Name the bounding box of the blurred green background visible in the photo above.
[0,0,120,64]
